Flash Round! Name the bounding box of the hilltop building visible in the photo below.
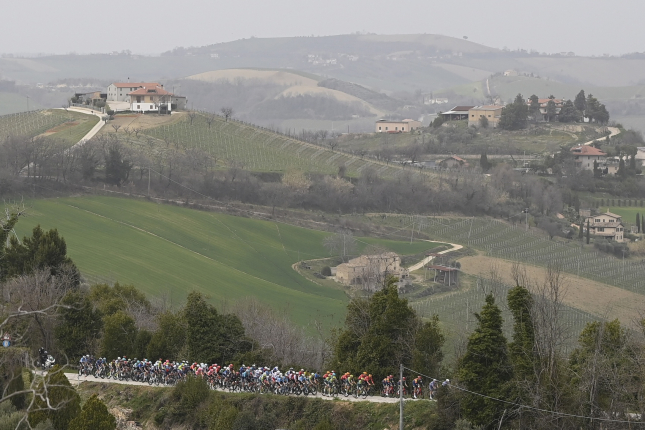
[375,119,422,133]
[107,82,160,102]
[528,98,564,121]
[570,145,607,171]
[128,85,187,113]
[584,212,625,242]
[440,106,474,121]
[335,252,407,290]
[468,105,503,127]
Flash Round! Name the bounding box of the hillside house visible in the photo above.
[440,106,474,121]
[570,145,607,171]
[128,85,186,113]
[585,212,625,242]
[528,98,564,121]
[74,91,106,105]
[636,147,645,167]
[335,252,407,290]
[468,105,503,127]
[107,82,160,102]
[439,155,468,169]
[375,119,422,133]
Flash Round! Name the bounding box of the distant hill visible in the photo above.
[317,78,404,111]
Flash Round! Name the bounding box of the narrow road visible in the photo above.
[58,106,106,149]
[581,126,620,146]
[69,374,427,404]
[407,242,463,272]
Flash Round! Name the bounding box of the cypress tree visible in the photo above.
[586,220,591,245]
[578,220,584,239]
[458,294,512,427]
[507,286,535,381]
[637,213,641,234]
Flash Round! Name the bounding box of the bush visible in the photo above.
[594,239,630,258]
[106,110,115,116]
[321,266,332,276]
[68,394,116,430]
[169,375,210,420]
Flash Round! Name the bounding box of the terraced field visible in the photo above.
[143,114,413,177]
[16,196,437,328]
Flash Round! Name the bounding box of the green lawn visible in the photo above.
[15,196,438,328]
[599,206,644,227]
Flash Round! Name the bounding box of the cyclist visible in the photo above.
[429,379,438,400]
[412,376,423,399]
[398,377,408,397]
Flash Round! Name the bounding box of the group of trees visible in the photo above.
[500,90,610,130]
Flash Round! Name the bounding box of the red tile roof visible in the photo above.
[570,145,606,156]
[128,86,173,96]
[113,82,159,88]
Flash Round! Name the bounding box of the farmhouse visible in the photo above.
[440,106,474,121]
[636,147,645,168]
[128,85,188,113]
[570,145,607,171]
[585,212,625,242]
[375,119,422,133]
[335,252,407,289]
[439,155,468,169]
[107,82,160,102]
[468,105,503,127]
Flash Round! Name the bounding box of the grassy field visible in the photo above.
[15,196,439,328]
[598,206,644,227]
[0,92,43,115]
[0,109,98,145]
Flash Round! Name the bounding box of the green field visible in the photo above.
[0,109,98,145]
[599,206,644,227]
[15,196,439,328]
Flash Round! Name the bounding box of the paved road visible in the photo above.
[69,374,428,404]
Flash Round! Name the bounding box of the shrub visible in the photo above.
[28,366,80,430]
[321,266,332,276]
[169,375,210,420]
[68,394,116,430]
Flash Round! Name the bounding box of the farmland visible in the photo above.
[15,196,439,328]
[0,109,98,145]
[141,113,415,177]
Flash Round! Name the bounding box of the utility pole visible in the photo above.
[410,217,415,244]
[399,363,404,430]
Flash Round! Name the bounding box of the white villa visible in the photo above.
[584,212,625,242]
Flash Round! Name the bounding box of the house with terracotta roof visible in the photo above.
[570,145,607,171]
[375,119,422,133]
[129,85,184,113]
[439,155,469,169]
[107,82,160,102]
[584,212,625,242]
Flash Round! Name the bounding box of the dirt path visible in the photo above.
[69,374,420,404]
[408,242,463,272]
[581,126,620,146]
[458,255,645,327]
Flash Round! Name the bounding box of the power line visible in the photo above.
[402,366,644,425]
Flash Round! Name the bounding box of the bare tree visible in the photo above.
[187,110,197,125]
[327,140,339,152]
[111,124,121,133]
[205,113,216,129]
[220,107,233,122]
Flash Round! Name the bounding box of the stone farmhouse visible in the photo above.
[107,82,187,113]
[335,252,407,290]
[107,82,160,102]
[585,211,625,242]
[375,119,422,133]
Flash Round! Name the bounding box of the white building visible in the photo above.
[107,82,160,102]
[129,85,176,113]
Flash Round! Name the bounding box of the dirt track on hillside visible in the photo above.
[458,255,645,327]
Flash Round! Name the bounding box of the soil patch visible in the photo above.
[458,255,645,328]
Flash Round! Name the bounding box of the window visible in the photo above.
[395,127,398,131]
[471,115,474,118]
[597,227,605,232]
[137,105,140,109]
[385,127,388,131]
[488,115,491,118]
[402,127,405,131]
[595,219,601,222]
[150,105,153,109]
[609,219,614,223]
[378,127,382,131]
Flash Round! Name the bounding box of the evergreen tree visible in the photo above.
[558,99,579,123]
[104,144,132,187]
[411,315,445,379]
[586,220,590,244]
[637,213,641,234]
[332,278,422,379]
[546,99,557,122]
[147,311,187,361]
[578,220,584,239]
[574,90,587,117]
[2,225,79,283]
[55,291,103,362]
[68,394,116,430]
[593,160,601,177]
[642,217,644,236]
[457,294,512,428]
[528,94,540,120]
[479,153,491,172]
[29,366,81,430]
[507,286,535,381]
[499,94,528,130]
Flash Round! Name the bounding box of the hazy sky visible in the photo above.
[4,0,642,56]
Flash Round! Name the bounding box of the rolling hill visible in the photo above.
[16,196,440,328]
